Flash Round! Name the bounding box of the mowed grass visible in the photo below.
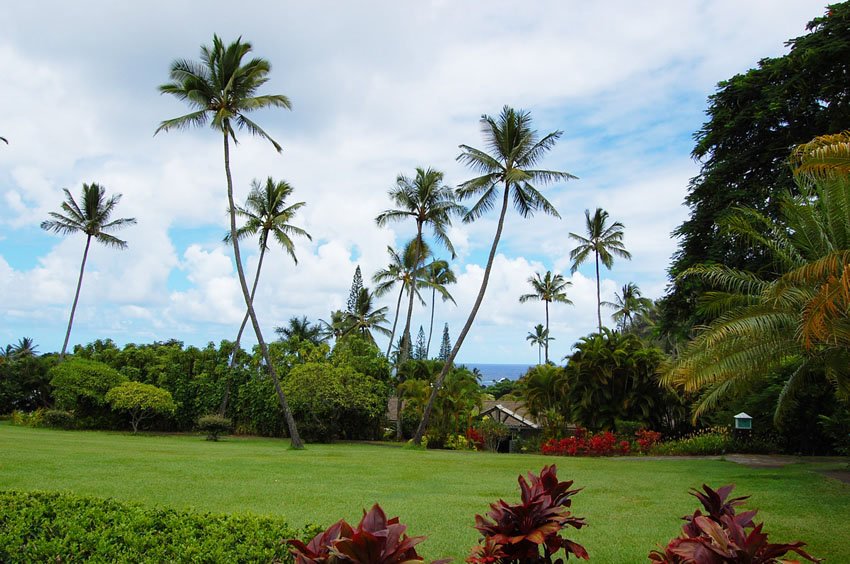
[1,424,848,562]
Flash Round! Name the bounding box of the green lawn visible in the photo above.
[1,424,848,562]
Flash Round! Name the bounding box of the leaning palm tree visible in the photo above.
[41,183,136,359]
[519,270,572,363]
[155,35,304,447]
[224,177,310,361]
[373,240,430,358]
[376,167,462,366]
[602,282,653,332]
[424,259,456,358]
[526,324,551,365]
[569,208,632,332]
[413,105,576,444]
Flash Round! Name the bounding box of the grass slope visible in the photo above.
[1,424,848,562]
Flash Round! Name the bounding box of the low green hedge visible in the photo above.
[0,490,319,563]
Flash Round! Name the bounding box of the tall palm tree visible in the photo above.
[341,288,392,346]
[413,105,576,444]
[424,259,456,358]
[569,208,632,332]
[525,324,551,365]
[519,270,572,363]
[155,35,304,448]
[224,177,310,361]
[376,167,462,366]
[602,282,653,332]
[41,183,136,359]
[373,240,430,358]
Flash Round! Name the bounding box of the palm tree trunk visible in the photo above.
[396,228,424,440]
[413,184,510,445]
[223,132,303,449]
[60,234,92,360]
[595,250,602,332]
[386,283,405,358]
[219,243,267,415]
[426,286,436,358]
[544,300,550,364]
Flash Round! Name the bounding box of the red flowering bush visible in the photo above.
[466,426,484,450]
[542,427,626,456]
[635,429,662,454]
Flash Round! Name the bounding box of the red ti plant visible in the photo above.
[288,503,448,564]
[649,484,822,564]
[468,465,589,563]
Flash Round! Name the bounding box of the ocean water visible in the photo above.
[463,363,533,385]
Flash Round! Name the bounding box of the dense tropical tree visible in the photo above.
[341,288,392,346]
[569,208,631,332]
[40,183,136,359]
[423,259,456,358]
[373,241,429,358]
[564,328,672,431]
[519,363,567,436]
[662,5,850,342]
[376,167,462,367]
[526,324,551,365]
[155,35,304,447]
[519,270,572,362]
[663,172,850,422]
[413,106,575,444]
[603,282,653,332]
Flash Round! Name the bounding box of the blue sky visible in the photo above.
[0,1,829,363]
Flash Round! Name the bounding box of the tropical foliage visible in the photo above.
[105,381,177,433]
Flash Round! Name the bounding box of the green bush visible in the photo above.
[197,414,234,441]
[0,490,319,563]
[9,409,44,427]
[41,409,75,430]
[49,358,126,428]
[651,427,732,456]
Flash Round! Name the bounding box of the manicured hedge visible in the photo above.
[0,490,319,563]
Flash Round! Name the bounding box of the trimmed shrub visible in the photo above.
[41,409,75,430]
[49,358,126,428]
[105,381,176,433]
[197,414,234,441]
[0,490,318,563]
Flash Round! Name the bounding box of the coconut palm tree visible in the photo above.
[663,174,850,422]
[525,324,552,365]
[569,208,632,332]
[413,105,576,444]
[376,167,462,367]
[10,337,38,359]
[275,316,324,345]
[602,282,653,332]
[155,35,304,447]
[424,259,456,358]
[341,288,392,346]
[519,270,572,363]
[224,177,310,361]
[40,183,136,359]
[373,240,430,358]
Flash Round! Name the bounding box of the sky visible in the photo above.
[0,1,830,364]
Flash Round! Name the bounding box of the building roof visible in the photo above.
[386,397,541,430]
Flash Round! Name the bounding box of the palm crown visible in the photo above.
[226,177,311,262]
[41,183,136,247]
[156,35,291,149]
[519,270,572,363]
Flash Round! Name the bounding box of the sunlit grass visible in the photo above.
[1,424,847,562]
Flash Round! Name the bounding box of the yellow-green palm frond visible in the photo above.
[791,130,850,179]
